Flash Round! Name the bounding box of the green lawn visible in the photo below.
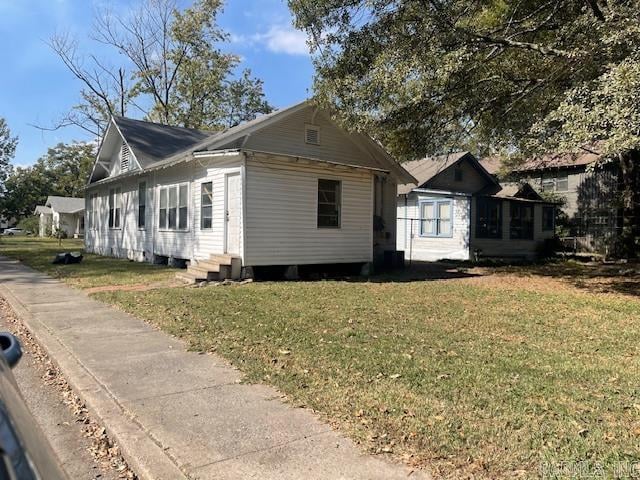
[3,237,640,478]
[0,236,174,288]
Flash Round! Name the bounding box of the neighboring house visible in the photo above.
[480,152,621,254]
[84,101,414,281]
[397,152,556,262]
[34,196,85,238]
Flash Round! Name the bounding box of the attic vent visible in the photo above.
[121,142,131,172]
[305,125,320,145]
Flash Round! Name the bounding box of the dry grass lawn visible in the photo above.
[3,237,640,478]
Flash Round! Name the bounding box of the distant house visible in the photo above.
[479,152,622,254]
[34,196,85,238]
[84,101,414,281]
[397,152,556,261]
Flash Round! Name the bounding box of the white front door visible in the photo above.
[225,173,241,255]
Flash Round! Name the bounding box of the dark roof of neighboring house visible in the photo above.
[398,151,499,195]
[45,196,85,214]
[480,150,600,175]
[493,182,545,201]
[113,116,215,169]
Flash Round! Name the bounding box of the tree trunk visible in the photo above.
[618,151,639,258]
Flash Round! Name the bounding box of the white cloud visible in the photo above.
[262,26,309,55]
[232,25,309,56]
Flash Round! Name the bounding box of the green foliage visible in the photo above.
[0,116,17,192]
[17,215,39,235]
[288,0,640,160]
[53,0,273,134]
[0,142,94,221]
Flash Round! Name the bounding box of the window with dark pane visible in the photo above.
[138,182,146,229]
[168,186,177,229]
[510,202,534,239]
[178,184,188,230]
[201,182,213,229]
[317,179,341,228]
[476,197,502,239]
[159,187,167,229]
[542,206,555,231]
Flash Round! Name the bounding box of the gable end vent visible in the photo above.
[121,142,131,172]
[305,125,320,145]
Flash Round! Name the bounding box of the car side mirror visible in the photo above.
[0,332,22,368]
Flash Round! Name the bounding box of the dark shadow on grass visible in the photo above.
[367,261,484,283]
[489,259,640,298]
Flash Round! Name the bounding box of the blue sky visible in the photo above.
[0,0,314,167]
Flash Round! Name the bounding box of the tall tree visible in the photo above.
[0,142,95,221]
[289,0,640,254]
[48,0,272,136]
[0,117,18,197]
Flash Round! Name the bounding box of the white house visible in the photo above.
[34,196,85,238]
[397,152,556,262]
[84,101,415,281]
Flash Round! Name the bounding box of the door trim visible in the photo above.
[224,172,241,255]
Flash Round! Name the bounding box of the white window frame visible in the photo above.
[89,193,98,230]
[419,198,453,238]
[108,187,122,229]
[200,181,213,230]
[138,181,147,230]
[317,178,341,229]
[158,183,190,232]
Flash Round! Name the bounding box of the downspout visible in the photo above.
[151,170,156,263]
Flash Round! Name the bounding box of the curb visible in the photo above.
[0,282,188,480]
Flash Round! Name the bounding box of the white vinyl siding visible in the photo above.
[244,154,373,266]
[397,194,470,261]
[243,107,389,172]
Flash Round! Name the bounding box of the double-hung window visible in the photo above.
[108,187,121,229]
[158,183,189,230]
[510,202,534,239]
[476,197,502,239]
[317,179,341,228]
[89,193,98,230]
[541,173,569,192]
[542,206,555,231]
[138,182,146,229]
[420,199,452,237]
[201,182,213,229]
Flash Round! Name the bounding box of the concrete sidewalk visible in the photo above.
[0,257,429,480]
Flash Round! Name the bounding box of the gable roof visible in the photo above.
[480,150,600,175]
[34,205,52,215]
[90,101,416,186]
[494,182,544,201]
[112,117,214,169]
[398,151,499,195]
[45,196,84,214]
